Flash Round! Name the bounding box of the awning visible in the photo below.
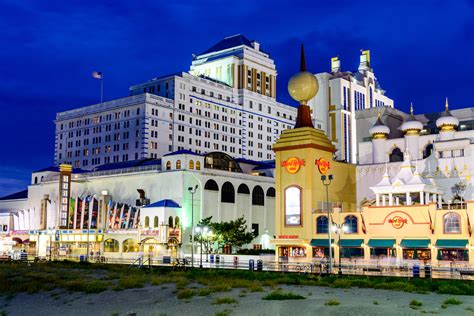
[368,239,396,248]
[339,239,364,247]
[400,239,430,248]
[436,239,469,248]
[310,239,334,247]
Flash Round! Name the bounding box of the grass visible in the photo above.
[465,306,474,312]
[215,310,231,316]
[409,299,423,309]
[198,288,212,296]
[263,290,305,300]
[325,299,340,306]
[373,300,379,305]
[443,297,462,306]
[212,297,238,305]
[176,288,196,299]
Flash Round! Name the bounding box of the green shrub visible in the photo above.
[324,299,340,306]
[332,279,351,288]
[409,299,423,309]
[215,309,231,316]
[248,284,263,292]
[373,301,379,305]
[443,297,462,305]
[198,288,212,296]
[209,284,232,293]
[438,284,462,295]
[177,288,196,299]
[263,290,305,300]
[212,297,237,305]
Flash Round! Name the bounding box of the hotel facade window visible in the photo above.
[284,186,301,226]
[444,213,461,234]
[316,216,328,234]
[344,215,358,234]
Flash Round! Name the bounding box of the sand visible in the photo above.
[1,284,474,316]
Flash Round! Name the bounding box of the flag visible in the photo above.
[360,212,367,234]
[92,71,103,79]
[428,210,434,234]
[467,211,472,237]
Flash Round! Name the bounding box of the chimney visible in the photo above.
[252,41,260,52]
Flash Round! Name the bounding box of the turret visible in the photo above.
[401,103,423,160]
[369,113,390,163]
[436,98,458,141]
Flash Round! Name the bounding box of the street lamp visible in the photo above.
[331,223,348,275]
[47,227,53,262]
[321,174,334,274]
[188,185,198,268]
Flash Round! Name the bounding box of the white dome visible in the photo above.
[370,124,390,136]
[436,115,459,128]
[401,120,423,132]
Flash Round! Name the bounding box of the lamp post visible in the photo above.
[188,185,198,268]
[196,226,209,268]
[47,227,53,262]
[321,174,333,274]
[331,223,347,275]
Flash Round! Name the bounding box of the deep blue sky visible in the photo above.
[0,0,473,197]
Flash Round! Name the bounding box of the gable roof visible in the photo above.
[144,199,181,208]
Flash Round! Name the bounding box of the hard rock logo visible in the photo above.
[389,216,407,229]
[316,158,330,174]
[281,157,305,174]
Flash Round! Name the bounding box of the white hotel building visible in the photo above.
[308,50,394,163]
[55,35,297,169]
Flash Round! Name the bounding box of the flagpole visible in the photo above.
[100,75,104,103]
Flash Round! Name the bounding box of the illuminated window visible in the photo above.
[166,161,171,170]
[285,186,301,226]
[122,239,139,252]
[176,160,181,169]
[344,215,358,234]
[189,160,194,169]
[154,216,159,228]
[196,161,201,170]
[317,216,328,233]
[144,216,150,228]
[444,213,461,233]
[104,239,119,252]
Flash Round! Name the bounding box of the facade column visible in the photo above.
[420,191,424,205]
[382,195,386,206]
[406,192,411,206]
[376,194,380,207]
[395,196,400,206]
[388,193,393,206]
[437,195,442,209]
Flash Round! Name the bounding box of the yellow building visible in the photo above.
[271,46,474,267]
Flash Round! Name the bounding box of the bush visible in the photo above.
[177,288,196,299]
[443,298,462,306]
[212,297,237,305]
[409,299,423,308]
[198,288,212,296]
[324,299,340,306]
[263,290,305,300]
[438,284,462,295]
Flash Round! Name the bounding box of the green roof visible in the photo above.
[400,239,431,248]
[339,239,364,247]
[368,239,396,248]
[436,239,468,248]
[310,239,334,247]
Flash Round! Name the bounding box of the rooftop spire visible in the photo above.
[300,43,307,72]
[410,102,414,116]
[445,97,449,111]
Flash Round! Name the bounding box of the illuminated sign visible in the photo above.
[141,229,161,237]
[389,216,407,229]
[278,235,299,239]
[315,158,330,174]
[281,157,305,174]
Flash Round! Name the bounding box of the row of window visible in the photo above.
[60,109,140,130]
[203,179,274,206]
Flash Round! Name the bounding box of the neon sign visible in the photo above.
[281,157,305,174]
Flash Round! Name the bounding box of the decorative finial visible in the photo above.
[445,97,449,111]
[300,43,307,72]
[377,111,381,118]
[410,102,414,115]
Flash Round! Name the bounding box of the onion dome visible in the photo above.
[401,103,423,135]
[288,44,319,105]
[369,112,390,139]
[436,97,459,131]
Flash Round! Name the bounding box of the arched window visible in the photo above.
[34,177,38,184]
[444,213,461,234]
[285,186,301,226]
[123,239,139,252]
[344,215,358,234]
[423,143,434,159]
[175,216,180,227]
[196,161,201,170]
[168,216,173,227]
[189,160,194,170]
[252,186,264,206]
[144,216,150,228]
[153,216,159,228]
[266,187,276,197]
[166,161,171,170]
[317,216,329,234]
[221,182,235,203]
[204,179,219,191]
[389,147,403,162]
[104,238,119,252]
[237,184,250,194]
[40,176,44,182]
[176,160,181,169]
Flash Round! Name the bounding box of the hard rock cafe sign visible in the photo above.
[389,216,408,229]
[281,157,305,174]
[315,158,330,174]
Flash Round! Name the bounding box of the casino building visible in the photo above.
[271,46,474,267]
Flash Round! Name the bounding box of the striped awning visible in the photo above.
[400,239,430,248]
[339,239,364,247]
[368,239,396,248]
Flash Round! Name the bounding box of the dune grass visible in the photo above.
[263,290,305,300]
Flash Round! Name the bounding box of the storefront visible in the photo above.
[368,239,396,259]
[339,239,364,259]
[56,229,104,257]
[436,239,469,262]
[310,239,333,259]
[400,239,431,261]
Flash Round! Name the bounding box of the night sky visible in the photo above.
[1,0,473,197]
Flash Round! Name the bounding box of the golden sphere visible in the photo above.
[288,71,318,105]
